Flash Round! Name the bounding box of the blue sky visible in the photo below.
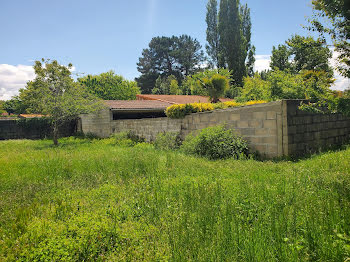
[0,0,348,99]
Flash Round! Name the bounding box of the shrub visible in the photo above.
[113,131,144,147]
[245,100,268,106]
[154,132,182,150]
[166,103,214,118]
[181,125,248,160]
[166,101,268,118]
[335,98,350,117]
[223,101,242,108]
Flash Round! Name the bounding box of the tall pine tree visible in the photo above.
[206,0,219,68]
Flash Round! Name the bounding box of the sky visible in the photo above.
[0,0,349,100]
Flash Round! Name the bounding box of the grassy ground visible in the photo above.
[0,137,349,261]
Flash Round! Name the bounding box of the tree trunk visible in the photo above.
[53,122,59,146]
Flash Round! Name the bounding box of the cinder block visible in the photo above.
[266,111,276,120]
[239,128,255,136]
[255,128,270,136]
[253,112,266,119]
[264,120,276,129]
[263,136,277,144]
[249,120,263,128]
[238,121,249,128]
[229,114,240,121]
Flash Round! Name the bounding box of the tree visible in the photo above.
[19,59,102,146]
[287,35,333,75]
[216,0,253,86]
[152,75,181,95]
[181,68,232,96]
[201,74,229,103]
[78,71,140,100]
[136,35,204,93]
[206,0,220,68]
[174,35,205,76]
[3,96,26,114]
[270,35,333,76]
[239,73,270,101]
[308,0,350,77]
[270,44,292,71]
[246,45,256,77]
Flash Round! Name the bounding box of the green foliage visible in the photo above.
[16,117,52,133]
[113,131,145,147]
[152,75,181,95]
[308,0,350,78]
[202,74,230,103]
[136,35,205,93]
[19,59,103,145]
[182,68,232,96]
[3,96,27,114]
[335,97,350,116]
[270,44,292,71]
[270,35,333,76]
[166,101,266,118]
[218,0,251,86]
[239,70,334,103]
[166,103,214,118]
[1,138,350,261]
[181,125,248,159]
[154,132,182,150]
[206,0,219,68]
[287,35,333,75]
[239,73,270,101]
[78,71,140,100]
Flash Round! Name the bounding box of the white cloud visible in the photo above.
[254,53,350,91]
[254,55,271,72]
[0,64,77,101]
[0,64,35,100]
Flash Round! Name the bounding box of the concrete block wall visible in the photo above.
[80,109,111,138]
[283,100,350,156]
[80,100,350,158]
[111,118,182,142]
[181,101,283,158]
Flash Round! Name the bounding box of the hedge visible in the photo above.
[166,100,267,119]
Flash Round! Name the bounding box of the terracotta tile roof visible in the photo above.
[19,114,46,118]
[136,94,233,104]
[104,100,172,110]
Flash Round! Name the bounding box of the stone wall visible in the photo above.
[80,100,350,158]
[283,100,350,156]
[0,119,77,140]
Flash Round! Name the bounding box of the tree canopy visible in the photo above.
[308,0,350,78]
[136,35,205,94]
[206,0,254,87]
[270,35,333,76]
[19,59,102,145]
[78,71,140,100]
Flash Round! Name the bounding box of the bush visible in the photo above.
[154,132,182,150]
[166,103,214,118]
[113,131,144,147]
[166,101,268,118]
[181,125,248,160]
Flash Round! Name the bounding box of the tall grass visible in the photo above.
[0,137,349,261]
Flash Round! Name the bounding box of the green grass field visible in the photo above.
[0,137,350,261]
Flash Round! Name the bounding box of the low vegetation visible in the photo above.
[1,137,350,261]
[166,100,267,118]
[181,125,248,159]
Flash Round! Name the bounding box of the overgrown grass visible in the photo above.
[0,137,349,261]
